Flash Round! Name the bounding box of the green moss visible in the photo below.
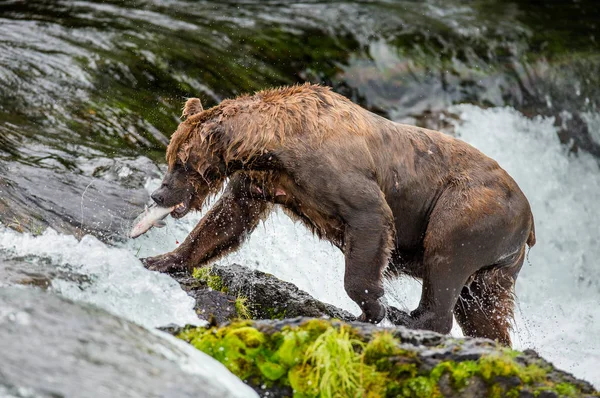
[423,353,548,397]
[443,360,480,389]
[364,331,418,377]
[192,266,228,293]
[396,376,440,398]
[178,322,260,380]
[534,382,581,398]
[264,306,288,320]
[177,320,596,398]
[235,296,252,320]
[554,383,579,397]
[272,328,311,367]
[297,326,386,397]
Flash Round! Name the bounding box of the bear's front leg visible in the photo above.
[141,174,271,275]
[342,202,396,324]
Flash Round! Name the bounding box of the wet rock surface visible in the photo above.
[171,264,355,323]
[0,287,256,398]
[191,289,239,324]
[0,256,91,289]
[0,156,158,242]
[214,264,356,321]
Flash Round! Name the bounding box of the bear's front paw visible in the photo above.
[357,301,387,324]
[141,253,188,274]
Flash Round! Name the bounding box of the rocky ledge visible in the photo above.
[171,263,356,324]
[164,264,599,398]
[172,317,597,398]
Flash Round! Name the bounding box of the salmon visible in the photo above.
[129,203,181,238]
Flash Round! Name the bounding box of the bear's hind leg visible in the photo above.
[454,246,525,346]
[408,254,473,335]
[407,186,520,335]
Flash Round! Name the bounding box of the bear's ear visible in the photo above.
[182,98,203,119]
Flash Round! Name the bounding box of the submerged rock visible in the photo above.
[176,317,599,398]
[0,287,257,398]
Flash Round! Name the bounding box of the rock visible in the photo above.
[0,156,158,243]
[163,267,597,397]
[555,111,600,158]
[162,265,598,397]
[0,287,257,398]
[438,372,488,398]
[175,317,599,398]
[213,264,356,321]
[191,289,239,324]
[171,264,356,323]
[0,257,91,289]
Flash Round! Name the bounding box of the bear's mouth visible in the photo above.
[171,196,191,219]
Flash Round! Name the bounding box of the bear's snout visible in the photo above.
[151,190,166,206]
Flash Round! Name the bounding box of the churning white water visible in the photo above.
[0,105,598,388]
[0,227,202,329]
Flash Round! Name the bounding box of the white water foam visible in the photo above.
[0,227,257,397]
[0,227,202,329]
[130,105,600,388]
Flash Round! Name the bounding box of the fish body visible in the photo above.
[129,204,174,239]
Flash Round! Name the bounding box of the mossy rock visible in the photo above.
[209,264,355,321]
[173,264,356,324]
[177,317,599,398]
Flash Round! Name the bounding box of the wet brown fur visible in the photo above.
[145,83,536,346]
[167,84,375,175]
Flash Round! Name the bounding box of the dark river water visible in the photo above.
[0,0,599,395]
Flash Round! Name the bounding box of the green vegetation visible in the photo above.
[194,267,255,320]
[234,296,252,320]
[192,266,228,293]
[178,319,588,398]
[7,216,45,236]
[553,383,579,397]
[264,306,287,320]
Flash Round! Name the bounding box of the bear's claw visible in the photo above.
[141,253,188,274]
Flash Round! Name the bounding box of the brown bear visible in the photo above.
[142,84,535,346]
